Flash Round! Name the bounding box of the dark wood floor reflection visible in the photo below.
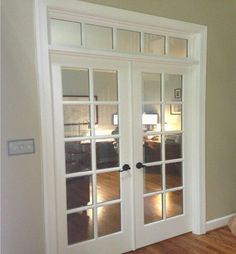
[67,209,94,245]
[97,171,120,203]
[97,203,121,237]
[126,227,236,254]
[67,169,183,245]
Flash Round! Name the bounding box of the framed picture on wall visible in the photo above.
[174,88,182,99]
[170,104,181,115]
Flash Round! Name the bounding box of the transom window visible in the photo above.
[49,18,188,58]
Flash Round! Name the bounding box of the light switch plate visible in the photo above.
[8,139,35,156]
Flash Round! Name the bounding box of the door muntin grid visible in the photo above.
[142,72,184,225]
[62,67,123,245]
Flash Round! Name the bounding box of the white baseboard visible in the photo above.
[206,213,236,232]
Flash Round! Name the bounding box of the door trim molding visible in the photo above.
[35,2,58,254]
[34,1,207,253]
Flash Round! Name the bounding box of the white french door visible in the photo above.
[51,55,192,254]
[51,55,133,254]
[132,62,191,248]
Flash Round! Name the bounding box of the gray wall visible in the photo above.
[1,0,236,254]
[1,1,45,254]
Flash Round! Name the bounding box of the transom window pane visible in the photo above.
[117,29,140,53]
[144,33,165,56]
[85,24,113,50]
[168,37,188,58]
[50,19,82,46]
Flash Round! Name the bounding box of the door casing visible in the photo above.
[34,1,207,253]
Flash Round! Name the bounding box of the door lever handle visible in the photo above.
[120,164,131,172]
[136,162,145,169]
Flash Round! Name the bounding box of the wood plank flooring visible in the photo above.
[126,227,236,254]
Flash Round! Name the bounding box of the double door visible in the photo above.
[51,55,191,254]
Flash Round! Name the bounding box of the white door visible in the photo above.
[132,62,192,248]
[51,55,133,254]
[51,55,192,254]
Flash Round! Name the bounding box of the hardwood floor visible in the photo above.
[126,227,236,254]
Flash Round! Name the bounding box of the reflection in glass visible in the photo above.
[165,134,182,160]
[117,29,140,53]
[65,141,91,173]
[144,165,162,193]
[97,172,120,203]
[143,135,162,163]
[97,203,121,237]
[96,139,119,169]
[164,74,182,102]
[164,104,182,131]
[166,190,183,218]
[166,162,182,189]
[142,73,161,102]
[144,33,165,55]
[85,24,113,50]
[94,70,118,101]
[66,176,93,209]
[63,104,91,137]
[168,37,188,58]
[95,105,118,136]
[62,68,89,99]
[50,19,81,46]
[67,209,93,244]
[144,194,163,224]
[143,104,161,132]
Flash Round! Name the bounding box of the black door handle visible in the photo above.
[136,162,145,169]
[120,164,131,172]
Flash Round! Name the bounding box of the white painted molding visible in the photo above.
[34,1,58,254]
[0,0,2,252]
[35,0,207,252]
[206,213,236,232]
[49,46,199,67]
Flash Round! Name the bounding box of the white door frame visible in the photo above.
[34,1,207,253]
